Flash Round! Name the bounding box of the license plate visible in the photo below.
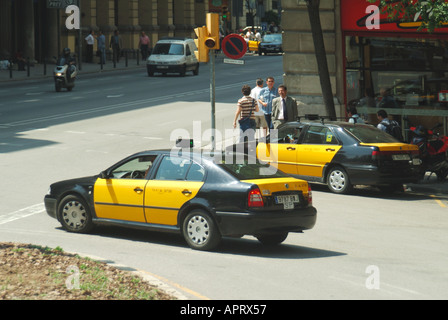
[157,66,168,69]
[392,154,410,161]
[275,194,299,209]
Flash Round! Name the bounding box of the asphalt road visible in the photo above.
[1,55,447,300]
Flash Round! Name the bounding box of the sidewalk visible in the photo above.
[0,57,145,82]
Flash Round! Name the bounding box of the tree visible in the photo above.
[368,0,448,32]
[305,0,337,120]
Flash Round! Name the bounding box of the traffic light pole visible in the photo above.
[210,49,216,151]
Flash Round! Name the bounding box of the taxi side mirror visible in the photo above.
[99,171,111,179]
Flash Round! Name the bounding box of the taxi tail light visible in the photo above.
[248,187,264,208]
[307,185,313,206]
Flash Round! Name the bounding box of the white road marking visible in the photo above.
[0,203,46,225]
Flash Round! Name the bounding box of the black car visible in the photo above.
[257,120,422,194]
[44,150,317,251]
[258,34,283,55]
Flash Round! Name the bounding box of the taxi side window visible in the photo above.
[303,126,338,145]
[110,155,156,179]
[186,162,205,181]
[278,127,301,144]
[155,156,205,181]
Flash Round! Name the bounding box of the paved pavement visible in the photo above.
[1,56,447,195]
[0,57,145,82]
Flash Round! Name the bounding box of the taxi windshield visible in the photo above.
[341,124,399,143]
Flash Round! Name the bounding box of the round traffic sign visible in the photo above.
[221,34,247,60]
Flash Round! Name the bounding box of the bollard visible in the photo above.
[137,49,139,66]
[125,50,128,67]
[27,58,30,77]
[9,61,12,79]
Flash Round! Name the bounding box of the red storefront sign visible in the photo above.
[341,0,448,33]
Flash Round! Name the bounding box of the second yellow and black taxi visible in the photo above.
[256,120,422,194]
[44,150,317,251]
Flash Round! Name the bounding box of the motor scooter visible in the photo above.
[410,123,448,180]
[53,57,77,92]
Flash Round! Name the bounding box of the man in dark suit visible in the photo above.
[271,85,299,129]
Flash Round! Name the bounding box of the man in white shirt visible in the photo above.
[250,78,267,138]
[255,29,262,42]
[85,30,95,63]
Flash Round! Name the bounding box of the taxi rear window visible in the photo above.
[218,157,287,180]
[342,125,398,143]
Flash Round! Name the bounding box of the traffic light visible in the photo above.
[194,26,209,63]
[205,13,220,50]
[222,6,229,21]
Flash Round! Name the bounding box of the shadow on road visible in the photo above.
[62,225,345,259]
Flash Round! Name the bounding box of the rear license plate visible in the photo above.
[392,154,410,161]
[275,194,300,209]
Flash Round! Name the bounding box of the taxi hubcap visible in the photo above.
[62,201,86,229]
[187,215,209,245]
[329,170,346,190]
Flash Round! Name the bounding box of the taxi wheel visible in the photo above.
[256,232,288,246]
[327,166,352,194]
[58,195,93,233]
[182,210,221,251]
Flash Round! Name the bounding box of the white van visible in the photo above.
[146,37,199,77]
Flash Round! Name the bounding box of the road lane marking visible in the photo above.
[430,195,446,208]
[0,203,45,225]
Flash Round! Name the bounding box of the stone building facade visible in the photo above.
[282,0,343,118]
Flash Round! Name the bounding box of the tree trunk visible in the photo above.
[306,0,337,120]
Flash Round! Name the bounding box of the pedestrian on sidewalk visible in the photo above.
[85,30,95,63]
[258,76,278,131]
[233,85,259,143]
[271,85,299,129]
[250,78,268,138]
[110,30,123,63]
[96,30,106,64]
[139,31,151,60]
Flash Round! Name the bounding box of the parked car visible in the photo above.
[44,150,317,250]
[258,33,283,55]
[256,119,421,194]
[146,37,199,77]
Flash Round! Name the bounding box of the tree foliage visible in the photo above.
[368,0,448,32]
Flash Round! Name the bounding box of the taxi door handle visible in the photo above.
[182,189,192,195]
[326,148,335,152]
[287,147,296,151]
[134,187,143,193]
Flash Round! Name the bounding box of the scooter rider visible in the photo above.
[61,47,76,82]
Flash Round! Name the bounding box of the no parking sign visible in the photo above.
[221,34,247,60]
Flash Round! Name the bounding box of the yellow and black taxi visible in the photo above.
[44,150,317,251]
[256,120,421,194]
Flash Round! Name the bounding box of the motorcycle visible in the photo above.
[410,123,448,180]
[53,57,77,92]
